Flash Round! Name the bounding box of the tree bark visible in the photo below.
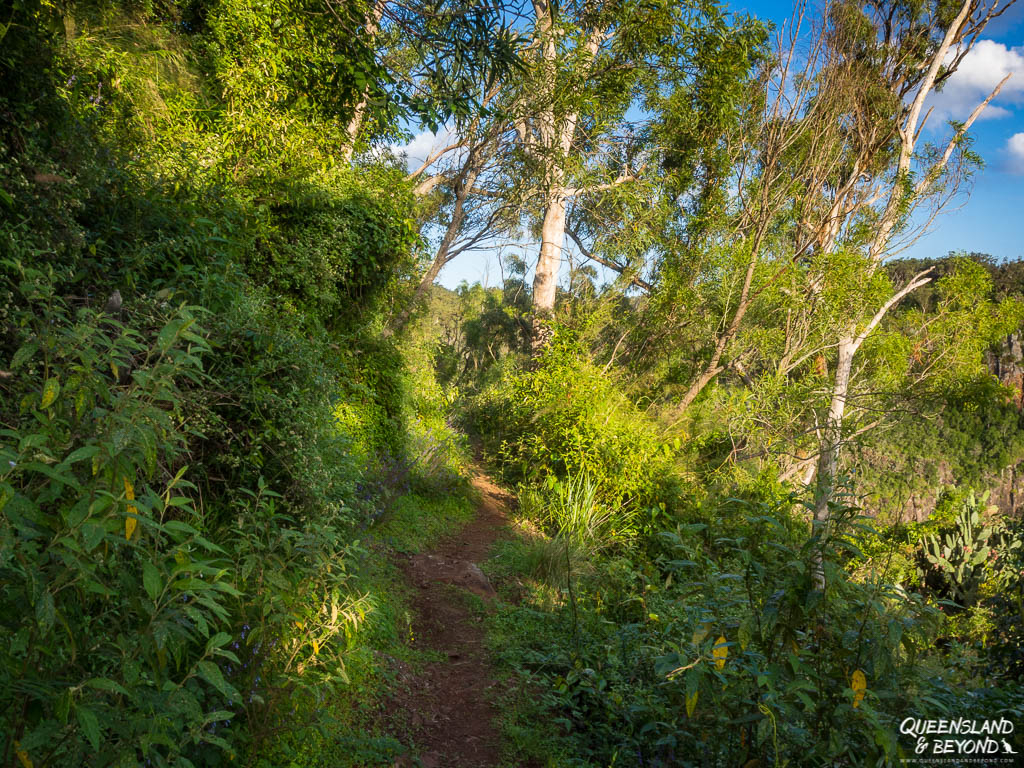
[341,0,387,162]
[531,185,566,350]
[811,334,855,588]
[526,3,604,354]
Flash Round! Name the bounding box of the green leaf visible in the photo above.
[81,522,106,551]
[23,461,81,491]
[62,496,91,528]
[143,562,162,602]
[206,632,232,651]
[85,677,129,695]
[36,591,55,631]
[76,706,101,750]
[203,710,235,724]
[158,317,194,352]
[10,341,37,369]
[62,445,100,466]
[40,378,60,409]
[197,661,235,699]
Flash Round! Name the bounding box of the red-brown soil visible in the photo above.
[386,473,513,768]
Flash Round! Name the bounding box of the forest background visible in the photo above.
[2,0,1024,765]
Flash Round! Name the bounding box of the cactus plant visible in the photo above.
[921,492,995,608]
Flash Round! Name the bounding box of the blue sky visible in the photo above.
[399,1,1024,289]
[736,0,1024,265]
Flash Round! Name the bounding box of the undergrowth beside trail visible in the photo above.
[470,331,1024,768]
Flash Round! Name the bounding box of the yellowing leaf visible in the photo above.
[124,478,138,540]
[312,640,320,655]
[851,669,866,709]
[92,454,101,476]
[686,690,698,717]
[738,621,752,652]
[40,378,60,409]
[14,741,32,768]
[713,636,728,671]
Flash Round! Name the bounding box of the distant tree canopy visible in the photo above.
[890,253,1024,310]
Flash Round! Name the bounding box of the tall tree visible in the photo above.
[512,0,742,352]
[775,0,1016,585]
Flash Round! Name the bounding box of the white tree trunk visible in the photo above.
[531,184,566,344]
[811,333,855,588]
[526,4,603,353]
[536,189,569,309]
[341,0,387,162]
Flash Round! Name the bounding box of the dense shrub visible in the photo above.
[0,3,428,762]
[0,261,240,764]
[471,329,672,511]
[242,171,421,330]
[491,492,1024,767]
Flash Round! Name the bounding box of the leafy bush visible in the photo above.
[0,260,242,764]
[488,489,1024,767]
[471,328,672,511]
[242,171,421,331]
[0,253,418,764]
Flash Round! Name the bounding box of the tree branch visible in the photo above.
[852,268,934,353]
[565,227,652,292]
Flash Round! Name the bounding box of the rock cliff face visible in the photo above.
[987,332,1024,409]
[986,333,1024,515]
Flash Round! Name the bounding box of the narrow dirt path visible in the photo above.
[387,473,512,768]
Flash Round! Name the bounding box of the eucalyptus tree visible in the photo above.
[692,0,1016,585]
[385,95,520,334]
[323,0,521,157]
[609,0,1017,546]
[790,0,1013,578]
[508,0,768,351]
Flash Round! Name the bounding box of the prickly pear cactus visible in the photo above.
[922,493,994,607]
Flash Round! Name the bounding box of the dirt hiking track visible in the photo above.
[387,473,512,768]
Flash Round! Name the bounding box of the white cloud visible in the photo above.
[390,128,453,172]
[925,40,1024,124]
[1007,132,1024,174]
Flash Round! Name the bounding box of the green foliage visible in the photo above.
[6,0,1024,764]
[0,1,467,761]
[982,518,1024,681]
[471,329,671,511]
[0,261,242,764]
[429,280,532,392]
[852,375,1024,516]
[241,171,421,330]
[920,491,996,608]
[509,473,636,591]
[538,473,631,555]
[488,489,1024,767]
[224,480,372,756]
